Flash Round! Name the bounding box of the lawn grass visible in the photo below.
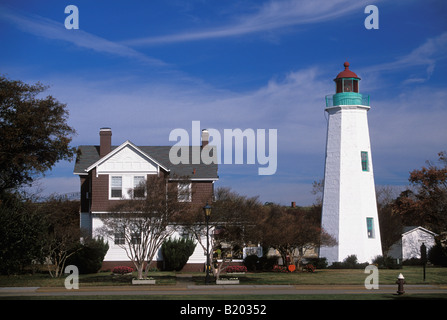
[1,266,446,288]
[1,267,446,302]
[240,267,447,286]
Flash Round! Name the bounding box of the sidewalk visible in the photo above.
[1,283,447,297]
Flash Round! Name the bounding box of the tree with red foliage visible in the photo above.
[393,151,447,234]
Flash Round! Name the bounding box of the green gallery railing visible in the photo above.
[325,93,370,107]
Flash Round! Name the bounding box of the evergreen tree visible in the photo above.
[161,237,196,271]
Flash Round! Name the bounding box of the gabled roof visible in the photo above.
[84,140,170,173]
[402,226,438,237]
[73,141,218,180]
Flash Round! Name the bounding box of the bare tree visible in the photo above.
[211,188,261,278]
[182,187,261,279]
[99,175,192,280]
[257,204,336,270]
[311,179,324,206]
[376,185,403,256]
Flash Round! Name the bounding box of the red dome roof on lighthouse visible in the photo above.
[335,61,360,80]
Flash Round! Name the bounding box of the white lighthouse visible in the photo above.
[320,62,382,265]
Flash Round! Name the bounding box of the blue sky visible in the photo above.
[1,0,446,205]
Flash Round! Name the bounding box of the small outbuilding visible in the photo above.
[389,226,438,263]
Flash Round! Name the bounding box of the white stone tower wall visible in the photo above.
[320,104,382,264]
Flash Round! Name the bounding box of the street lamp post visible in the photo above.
[203,203,212,284]
[421,243,427,281]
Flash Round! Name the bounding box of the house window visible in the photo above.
[114,231,125,245]
[131,232,141,245]
[178,183,192,202]
[133,176,146,198]
[367,217,375,238]
[361,151,369,172]
[111,176,122,198]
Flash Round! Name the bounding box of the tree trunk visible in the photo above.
[137,265,144,279]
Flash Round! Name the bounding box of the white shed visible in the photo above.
[389,226,438,263]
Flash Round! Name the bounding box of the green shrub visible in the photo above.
[161,237,196,271]
[0,195,49,275]
[402,257,422,266]
[244,254,259,271]
[66,237,109,274]
[243,254,277,271]
[259,256,278,271]
[329,255,369,269]
[306,257,328,269]
[344,255,359,268]
[428,242,447,266]
[372,255,402,269]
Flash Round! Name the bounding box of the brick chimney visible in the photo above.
[99,127,112,158]
[201,129,209,147]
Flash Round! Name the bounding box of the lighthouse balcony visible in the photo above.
[326,93,370,107]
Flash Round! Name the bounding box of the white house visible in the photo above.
[389,226,438,263]
[73,127,218,271]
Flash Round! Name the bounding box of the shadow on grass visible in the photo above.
[79,273,177,285]
[390,294,447,300]
[80,274,134,285]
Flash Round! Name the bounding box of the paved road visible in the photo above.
[1,283,447,298]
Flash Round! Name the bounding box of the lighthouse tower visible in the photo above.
[320,62,382,264]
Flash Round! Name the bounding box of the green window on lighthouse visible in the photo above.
[361,151,368,172]
[367,218,375,238]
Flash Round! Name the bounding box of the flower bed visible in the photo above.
[272,265,288,273]
[272,264,317,273]
[305,264,316,273]
[112,266,134,275]
[226,266,247,274]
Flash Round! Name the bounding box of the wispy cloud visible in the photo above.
[122,0,376,46]
[363,31,447,84]
[0,5,167,66]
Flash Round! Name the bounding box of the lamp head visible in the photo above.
[203,203,212,218]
